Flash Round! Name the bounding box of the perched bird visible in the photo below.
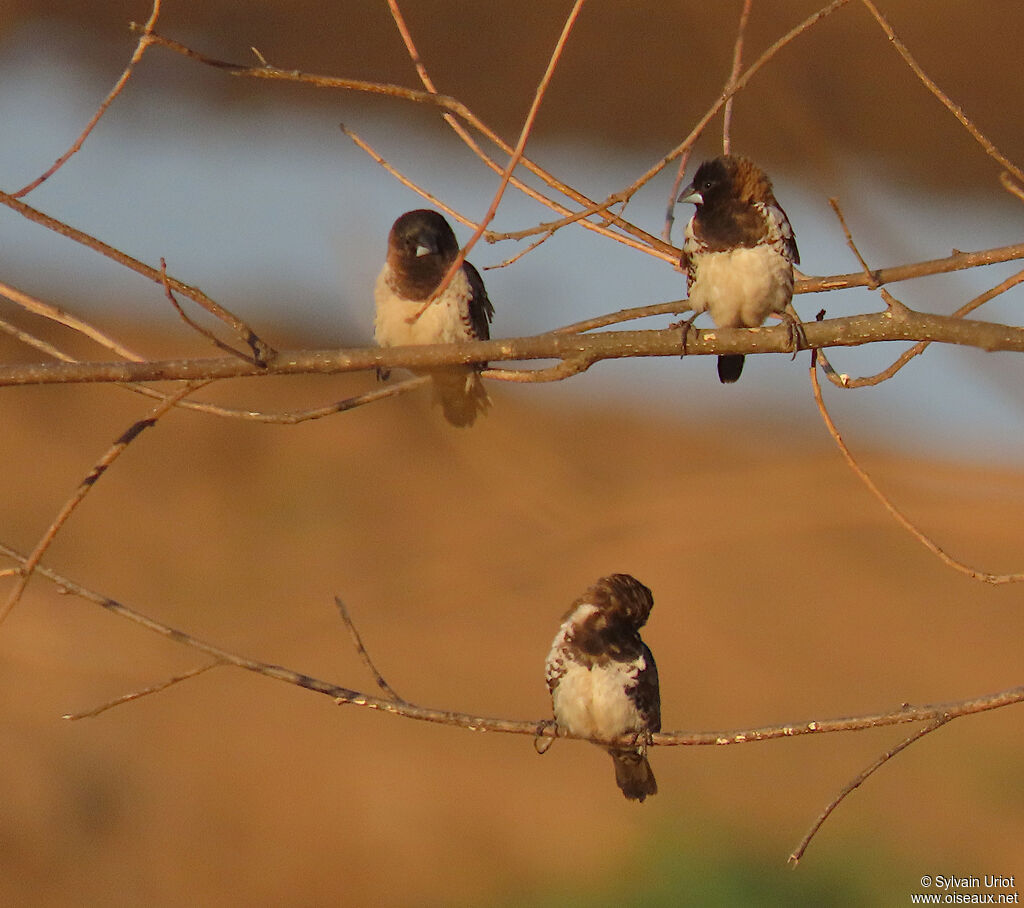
[678,154,800,383]
[544,574,662,802]
[374,209,494,427]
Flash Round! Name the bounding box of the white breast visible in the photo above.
[374,265,476,347]
[551,656,645,741]
[687,244,793,329]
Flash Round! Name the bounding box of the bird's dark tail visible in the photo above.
[717,353,744,383]
[609,748,657,802]
[430,367,491,428]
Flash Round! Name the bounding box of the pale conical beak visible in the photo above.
[414,242,435,257]
[678,182,702,205]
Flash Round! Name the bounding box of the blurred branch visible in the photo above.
[0,190,275,366]
[721,0,753,157]
[13,0,164,197]
[860,0,1024,185]
[621,0,851,207]
[418,0,587,313]
[810,356,1024,584]
[0,381,207,624]
[0,280,427,421]
[135,24,677,264]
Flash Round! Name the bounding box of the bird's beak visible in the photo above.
[414,241,437,257]
[678,182,702,205]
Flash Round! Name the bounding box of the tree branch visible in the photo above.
[0,190,275,366]
[5,541,1021,750]
[0,307,1022,389]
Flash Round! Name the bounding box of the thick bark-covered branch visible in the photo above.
[0,309,1020,388]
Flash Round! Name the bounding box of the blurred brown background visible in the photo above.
[1,2,1023,905]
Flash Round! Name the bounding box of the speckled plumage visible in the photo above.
[679,155,799,383]
[374,209,494,426]
[544,574,661,802]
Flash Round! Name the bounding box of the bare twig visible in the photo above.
[797,242,1024,295]
[823,267,1024,389]
[416,0,587,318]
[483,358,593,383]
[828,197,879,289]
[1000,170,1024,204]
[339,125,477,229]
[722,0,754,155]
[158,258,255,362]
[809,356,1024,584]
[13,1,163,197]
[141,25,677,264]
[860,0,1024,185]
[333,596,404,702]
[3,541,1022,750]
[788,716,950,865]
[0,381,207,624]
[623,0,851,205]
[0,191,275,365]
[62,661,224,719]
[0,280,145,361]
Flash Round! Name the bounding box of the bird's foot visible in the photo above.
[533,718,557,755]
[777,310,806,361]
[669,312,701,358]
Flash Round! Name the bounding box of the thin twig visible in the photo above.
[1000,171,1024,204]
[828,197,879,289]
[333,597,404,702]
[663,149,697,245]
[3,541,1023,749]
[414,0,587,319]
[0,381,207,624]
[488,195,632,244]
[483,358,593,383]
[159,258,254,362]
[0,280,427,420]
[0,190,275,365]
[13,1,163,197]
[824,267,1024,389]
[860,0,1024,185]
[788,717,950,864]
[809,356,1024,584]
[623,0,851,205]
[144,22,677,264]
[552,301,690,334]
[0,280,145,361]
[797,241,1024,294]
[339,125,477,229]
[722,0,754,155]
[62,661,223,719]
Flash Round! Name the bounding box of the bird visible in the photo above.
[544,573,662,802]
[678,154,800,383]
[374,209,494,427]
